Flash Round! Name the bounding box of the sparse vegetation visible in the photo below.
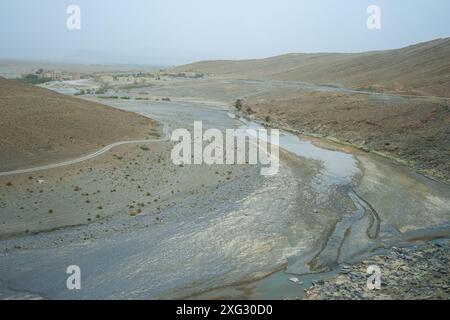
[235,99,243,111]
[20,73,52,85]
[98,95,119,99]
[95,83,110,94]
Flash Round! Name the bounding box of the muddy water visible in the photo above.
[238,117,359,190]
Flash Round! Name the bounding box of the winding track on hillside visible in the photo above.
[0,126,170,177]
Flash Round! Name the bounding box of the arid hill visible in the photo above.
[173,38,450,181]
[174,38,450,97]
[0,77,157,171]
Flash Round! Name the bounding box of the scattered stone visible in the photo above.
[305,240,450,300]
[289,277,300,284]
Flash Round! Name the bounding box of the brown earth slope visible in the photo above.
[174,38,450,97]
[245,91,450,183]
[0,77,158,171]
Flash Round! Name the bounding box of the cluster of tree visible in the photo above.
[75,83,111,96]
[235,99,254,114]
[20,73,52,85]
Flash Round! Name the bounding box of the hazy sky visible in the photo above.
[1,0,449,66]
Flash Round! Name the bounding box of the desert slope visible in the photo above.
[0,77,157,171]
[174,38,450,97]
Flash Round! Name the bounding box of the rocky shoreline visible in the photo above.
[304,239,450,300]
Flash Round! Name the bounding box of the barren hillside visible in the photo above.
[0,78,157,171]
[174,38,450,97]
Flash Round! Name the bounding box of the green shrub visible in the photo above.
[21,74,52,85]
[235,99,243,111]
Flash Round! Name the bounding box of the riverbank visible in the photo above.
[239,92,450,185]
[0,138,258,239]
[304,239,450,300]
